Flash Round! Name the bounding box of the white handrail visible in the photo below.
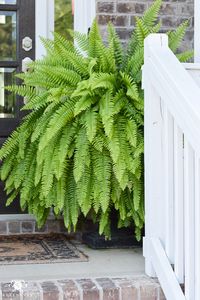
[143,34,200,156]
[143,34,200,300]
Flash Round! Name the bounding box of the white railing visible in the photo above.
[143,34,200,300]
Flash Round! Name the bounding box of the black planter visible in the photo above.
[82,228,142,249]
[82,210,142,249]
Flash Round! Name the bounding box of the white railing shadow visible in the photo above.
[143,33,200,300]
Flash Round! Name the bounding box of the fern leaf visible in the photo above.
[39,99,75,151]
[142,0,161,28]
[168,20,189,52]
[84,108,98,143]
[176,50,194,62]
[74,95,93,116]
[126,119,137,148]
[108,22,123,67]
[74,128,90,183]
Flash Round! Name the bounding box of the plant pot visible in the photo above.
[82,210,142,249]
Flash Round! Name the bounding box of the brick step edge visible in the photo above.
[0,276,166,300]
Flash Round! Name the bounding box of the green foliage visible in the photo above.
[0,0,192,241]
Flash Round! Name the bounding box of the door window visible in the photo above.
[0,11,16,61]
[0,0,16,4]
[55,0,74,39]
[0,67,16,118]
[0,0,35,135]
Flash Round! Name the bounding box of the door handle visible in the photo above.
[22,37,33,52]
[22,57,33,73]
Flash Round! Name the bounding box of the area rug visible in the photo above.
[0,234,88,265]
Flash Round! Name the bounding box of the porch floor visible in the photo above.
[0,244,165,300]
[0,243,144,281]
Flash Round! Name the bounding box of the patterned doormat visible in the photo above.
[0,234,88,265]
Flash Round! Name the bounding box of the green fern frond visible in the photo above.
[74,127,90,183]
[168,20,189,52]
[108,22,123,67]
[93,149,112,212]
[39,99,75,150]
[176,50,194,62]
[88,19,102,58]
[142,0,162,28]
[135,17,150,47]
[73,31,89,53]
[83,108,98,143]
[74,95,93,116]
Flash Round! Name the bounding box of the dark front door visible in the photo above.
[0,0,35,213]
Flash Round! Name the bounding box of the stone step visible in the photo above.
[0,276,165,300]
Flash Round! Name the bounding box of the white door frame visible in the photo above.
[35,0,55,59]
[74,0,96,34]
[35,0,96,59]
[194,0,200,62]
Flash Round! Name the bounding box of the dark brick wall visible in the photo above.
[96,0,194,50]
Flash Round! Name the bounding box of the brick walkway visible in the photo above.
[0,276,165,299]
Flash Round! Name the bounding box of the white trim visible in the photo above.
[74,0,96,34]
[0,214,35,221]
[149,238,185,300]
[194,0,200,62]
[183,63,200,70]
[35,0,54,59]
[0,214,56,221]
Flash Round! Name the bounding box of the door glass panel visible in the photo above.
[55,0,74,40]
[0,68,16,118]
[0,11,16,61]
[0,0,16,4]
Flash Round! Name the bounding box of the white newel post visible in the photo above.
[143,34,169,277]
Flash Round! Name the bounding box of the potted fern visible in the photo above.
[0,0,193,242]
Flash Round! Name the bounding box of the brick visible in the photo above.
[97,15,129,27]
[47,220,60,233]
[96,278,119,300]
[158,287,166,300]
[21,221,34,233]
[160,4,177,15]
[115,28,133,40]
[140,284,157,300]
[0,221,7,235]
[35,223,48,233]
[8,221,20,234]
[97,2,115,13]
[117,3,136,14]
[58,279,80,300]
[117,3,146,14]
[1,282,20,300]
[41,281,60,300]
[22,282,40,300]
[161,16,178,28]
[76,279,99,300]
[178,4,194,16]
[113,278,138,300]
